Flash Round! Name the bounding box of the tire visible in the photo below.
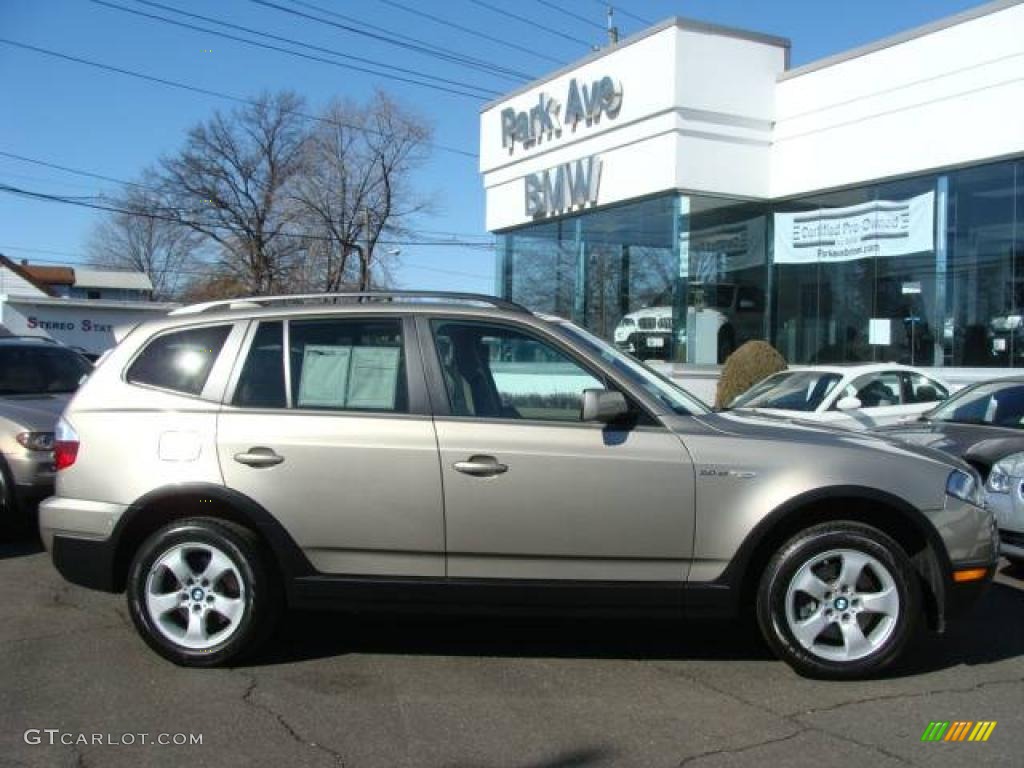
[756,521,920,679]
[126,518,281,667]
[0,458,20,540]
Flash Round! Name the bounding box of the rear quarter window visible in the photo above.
[126,325,232,396]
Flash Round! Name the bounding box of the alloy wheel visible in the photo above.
[144,541,247,650]
[783,547,900,662]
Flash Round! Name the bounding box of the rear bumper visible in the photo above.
[39,496,127,593]
[51,534,119,592]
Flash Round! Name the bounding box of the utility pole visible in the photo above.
[361,208,371,291]
[607,5,619,45]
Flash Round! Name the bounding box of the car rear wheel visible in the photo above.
[127,518,280,666]
[756,521,920,679]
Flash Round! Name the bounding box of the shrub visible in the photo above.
[714,340,786,409]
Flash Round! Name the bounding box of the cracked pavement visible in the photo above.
[1,537,1021,768]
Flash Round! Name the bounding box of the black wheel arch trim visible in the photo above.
[701,485,954,624]
[107,483,315,593]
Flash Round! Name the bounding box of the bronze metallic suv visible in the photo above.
[40,292,998,677]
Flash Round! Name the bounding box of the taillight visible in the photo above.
[54,416,79,471]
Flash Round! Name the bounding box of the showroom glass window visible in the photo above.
[772,176,939,366]
[946,160,1024,367]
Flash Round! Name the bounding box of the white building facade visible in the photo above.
[481,0,1024,371]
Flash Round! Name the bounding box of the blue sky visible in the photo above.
[0,0,991,294]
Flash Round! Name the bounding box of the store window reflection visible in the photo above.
[772,177,938,365]
[947,161,1024,367]
[683,198,768,363]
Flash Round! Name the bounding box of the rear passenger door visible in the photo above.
[217,315,445,577]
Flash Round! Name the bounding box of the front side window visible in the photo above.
[433,321,602,422]
[127,325,231,396]
[289,318,406,412]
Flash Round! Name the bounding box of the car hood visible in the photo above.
[695,409,966,471]
[0,393,71,430]
[874,420,1024,473]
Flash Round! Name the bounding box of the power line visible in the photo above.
[0,39,477,159]
[376,0,565,67]
[0,182,497,250]
[532,0,606,31]
[466,0,595,49]
[0,246,495,282]
[86,0,497,100]
[1,150,495,243]
[250,0,534,82]
[588,1,653,27]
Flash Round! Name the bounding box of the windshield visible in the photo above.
[731,370,843,412]
[927,380,1024,428]
[554,321,710,416]
[0,346,92,396]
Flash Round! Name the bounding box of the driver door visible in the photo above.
[422,317,695,582]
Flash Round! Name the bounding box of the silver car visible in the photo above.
[39,292,998,678]
[0,337,92,533]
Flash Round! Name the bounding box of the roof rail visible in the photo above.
[168,291,530,316]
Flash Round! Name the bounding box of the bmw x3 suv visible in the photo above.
[40,292,998,677]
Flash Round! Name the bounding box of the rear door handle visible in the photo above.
[234,447,284,468]
[453,455,508,477]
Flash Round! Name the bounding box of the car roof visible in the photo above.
[0,336,63,347]
[784,363,939,377]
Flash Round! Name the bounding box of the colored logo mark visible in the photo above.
[921,721,996,742]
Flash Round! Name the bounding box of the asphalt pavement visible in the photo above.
[1,536,1021,768]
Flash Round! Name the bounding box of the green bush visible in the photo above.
[715,340,787,409]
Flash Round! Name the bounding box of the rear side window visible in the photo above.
[289,318,406,412]
[127,325,231,396]
[233,322,286,408]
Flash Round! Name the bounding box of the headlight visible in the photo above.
[947,468,983,507]
[986,451,1024,494]
[15,431,55,452]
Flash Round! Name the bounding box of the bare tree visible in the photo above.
[87,184,203,300]
[156,91,309,295]
[290,91,433,291]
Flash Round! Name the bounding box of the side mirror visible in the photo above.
[836,395,862,412]
[581,389,629,423]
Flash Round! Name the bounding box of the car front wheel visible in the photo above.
[127,518,280,666]
[756,521,920,679]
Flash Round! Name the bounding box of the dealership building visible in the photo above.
[481,0,1024,374]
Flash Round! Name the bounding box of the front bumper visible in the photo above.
[986,484,1024,560]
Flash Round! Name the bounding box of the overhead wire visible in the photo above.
[0,40,477,158]
[466,0,595,49]
[0,182,497,250]
[248,0,534,82]
[375,0,566,67]
[85,0,497,99]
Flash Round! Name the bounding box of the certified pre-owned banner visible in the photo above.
[774,190,934,264]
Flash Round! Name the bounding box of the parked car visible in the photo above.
[40,292,996,678]
[873,377,1024,567]
[0,337,92,532]
[728,364,950,429]
[613,306,674,360]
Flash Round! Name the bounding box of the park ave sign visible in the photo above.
[500,75,623,152]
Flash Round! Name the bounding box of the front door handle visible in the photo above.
[453,455,508,477]
[234,447,284,468]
